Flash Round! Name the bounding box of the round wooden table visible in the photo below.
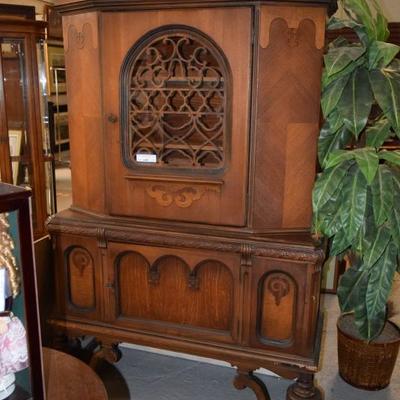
[43,347,108,400]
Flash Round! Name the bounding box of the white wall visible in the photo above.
[381,0,400,21]
[336,0,400,22]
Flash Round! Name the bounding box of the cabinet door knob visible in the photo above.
[107,113,118,123]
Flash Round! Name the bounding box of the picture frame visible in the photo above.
[47,45,66,94]
[8,130,22,185]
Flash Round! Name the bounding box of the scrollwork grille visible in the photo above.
[121,26,230,171]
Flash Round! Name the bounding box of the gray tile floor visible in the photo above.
[95,294,400,400]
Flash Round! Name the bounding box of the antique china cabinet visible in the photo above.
[0,9,55,239]
[48,1,337,399]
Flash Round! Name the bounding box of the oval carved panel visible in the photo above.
[66,246,96,310]
[258,271,297,344]
[116,252,233,331]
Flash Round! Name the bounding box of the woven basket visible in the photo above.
[337,314,400,390]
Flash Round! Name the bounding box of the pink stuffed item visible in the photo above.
[0,315,29,377]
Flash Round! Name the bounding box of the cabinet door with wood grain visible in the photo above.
[103,242,240,344]
[101,7,252,226]
[248,257,321,358]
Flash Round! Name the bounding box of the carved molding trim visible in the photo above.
[64,16,98,52]
[146,184,219,208]
[47,220,324,263]
[118,251,230,291]
[259,5,326,49]
[267,276,290,306]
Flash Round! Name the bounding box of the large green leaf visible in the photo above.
[342,0,377,41]
[390,206,400,249]
[364,225,392,268]
[313,161,352,212]
[325,149,355,169]
[324,46,366,78]
[368,41,400,69]
[379,150,400,167]
[330,229,352,256]
[365,241,397,339]
[341,168,368,242]
[322,54,366,89]
[318,111,352,167]
[338,265,368,313]
[371,165,394,225]
[390,173,400,248]
[370,69,400,137]
[366,117,393,147]
[354,148,379,184]
[372,0,390,41]
[321,74,350,118]
[337,68,373,138]
[327,17,369,45]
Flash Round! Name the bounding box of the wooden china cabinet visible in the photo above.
[48,1,336,399]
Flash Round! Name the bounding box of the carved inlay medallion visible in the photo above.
[146,184,218,208]
[267,276,290,306]
[71,248,91,276]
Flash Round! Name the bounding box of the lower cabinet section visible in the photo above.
[48,214,325,399]
[52,230,322,360]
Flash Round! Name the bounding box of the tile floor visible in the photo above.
[94,295,400,400]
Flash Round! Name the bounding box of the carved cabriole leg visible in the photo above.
[89,340,122,369]
[233,367,271,400]
[286,373,322,400]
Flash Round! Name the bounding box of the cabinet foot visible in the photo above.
[90,340,121,369]
[233,368,271,400]
[286,373,322,400]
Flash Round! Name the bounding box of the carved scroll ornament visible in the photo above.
[146,184,218,208]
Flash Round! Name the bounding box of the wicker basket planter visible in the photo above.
[337,314,400,390]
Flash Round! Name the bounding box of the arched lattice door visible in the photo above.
[120,26,231,173]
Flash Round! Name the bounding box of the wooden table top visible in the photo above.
[43,347,108,400]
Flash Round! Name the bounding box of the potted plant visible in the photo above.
[312,0,400,390]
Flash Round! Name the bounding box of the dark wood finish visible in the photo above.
[55,0,338,15]
[49,1,331,398]
[234,367,271,400]
[0,183,45,400]
[0,4,35,20]
[43,347,108,400]
[0,18,50,238]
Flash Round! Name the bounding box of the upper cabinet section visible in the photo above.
[59,1,330,231]
[121,26,231,174]
[101,8,252,226]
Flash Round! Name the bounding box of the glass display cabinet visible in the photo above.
[0,182,44,399]
[0,12,55,239]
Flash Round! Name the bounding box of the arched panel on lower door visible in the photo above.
[258,271,297,346]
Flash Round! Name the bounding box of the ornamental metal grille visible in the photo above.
[123,28,230,170]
